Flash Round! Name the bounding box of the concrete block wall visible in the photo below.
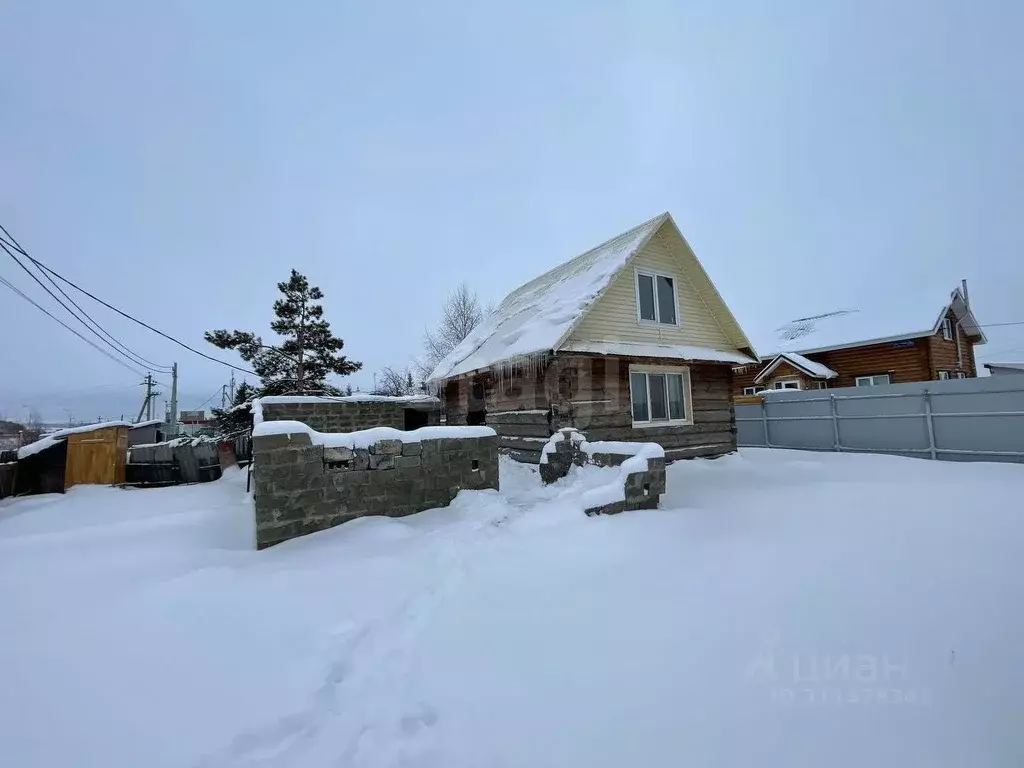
[258,399,440,434]
[252,430,499,549]
[539,428,667,516]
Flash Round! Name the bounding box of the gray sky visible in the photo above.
[2,0,1022,423]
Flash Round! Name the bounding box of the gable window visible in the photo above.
[774,379,801,390]
[742,386,765,396]
[938,370,950,380]
[855,374,891,387]
[942,318,954,341]
[635,269,679,326]
[629,366,692,426]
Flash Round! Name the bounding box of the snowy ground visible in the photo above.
[2,450,1023,767]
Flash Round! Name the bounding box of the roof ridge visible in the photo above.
[500,212,668,308]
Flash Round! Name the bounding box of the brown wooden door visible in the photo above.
[65,427,128,488]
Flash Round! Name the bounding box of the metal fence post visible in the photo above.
[923,389,937,460]
[830,394,841,452]
[762,400,771,447]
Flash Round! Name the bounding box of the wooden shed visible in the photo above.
[14,421,130,494]
[64,424,128,488]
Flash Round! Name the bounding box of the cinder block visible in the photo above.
[369,454,395,470]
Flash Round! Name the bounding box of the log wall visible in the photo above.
[440,353,737,462]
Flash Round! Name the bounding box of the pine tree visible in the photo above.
[205,270,362,396]
[211,381,258,435]
[345,385,353,397]
[406,370,414,394]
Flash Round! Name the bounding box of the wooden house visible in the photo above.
[428,213,757,463]
[734,286,986,395]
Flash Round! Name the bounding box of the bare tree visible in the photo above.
[372,366,412,397]
[418,283,486,379]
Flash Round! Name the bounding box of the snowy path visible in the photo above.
[2,453,1024,766]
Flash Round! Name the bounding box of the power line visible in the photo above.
[1,240,172,373]
[0,275,147,378]
[3,232,171,371]
[0,226,257,376]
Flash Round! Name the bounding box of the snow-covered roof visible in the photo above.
[17,420,132,459]
[748,286,986,359]
[984,362,1024,372]
[251,394,440,424]
[130,419,164,429]
[754,352,838,383]
[428,214,670,381]
[560,340,757,365]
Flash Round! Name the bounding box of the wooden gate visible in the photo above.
[64,426,128,488]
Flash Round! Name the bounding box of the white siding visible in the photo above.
[568,226,736,349]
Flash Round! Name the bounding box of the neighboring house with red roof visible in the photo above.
[734,285,986,395]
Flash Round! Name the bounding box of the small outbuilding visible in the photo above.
[15,421,131,494]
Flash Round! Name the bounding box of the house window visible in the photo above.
[629,366,692,426]
[956,371,967,379]
[938,371,950,380]
[816,381,828,390]
[942,318,954,341]
[742,386,766,396]
[635,269,679,326]
[774,379,801,390]
[855,374,891,386]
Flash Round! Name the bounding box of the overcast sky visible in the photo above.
[2,0,1022,423]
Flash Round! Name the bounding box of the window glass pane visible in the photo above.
[648,374,668,420]
[875,375,890,385]
[630,372,649,421]
[637,274,656,321]
[667,374,686,420]
[656,275,676,324]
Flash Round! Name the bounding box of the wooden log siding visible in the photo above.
[550,353,737,460]
[926,308,978,379]
[439,353,737,461]
[731,328,981,396]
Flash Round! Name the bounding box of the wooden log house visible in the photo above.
[429,213,759,463]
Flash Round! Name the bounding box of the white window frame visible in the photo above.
[855,374,891,387]
[942,318,953,341]
[774,379,801,390]
[955,371,967,379]
[938,370,950,380]
[816,381,828,390]
[629,364,693,427]
[634,267,681,327]
[742,386,766,396]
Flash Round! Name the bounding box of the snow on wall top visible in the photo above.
[251,394,440,424]
[17,420,132,459]
[252,420,495,450]
[748,286,981,359]
[428,213,669,381]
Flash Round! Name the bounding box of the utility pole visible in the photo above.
[168,363,178,438]
[137,373,161,423]
[221,384,228,409]
[229,371,236,403]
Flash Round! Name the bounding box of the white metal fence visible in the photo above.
[736,376,1024,463]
